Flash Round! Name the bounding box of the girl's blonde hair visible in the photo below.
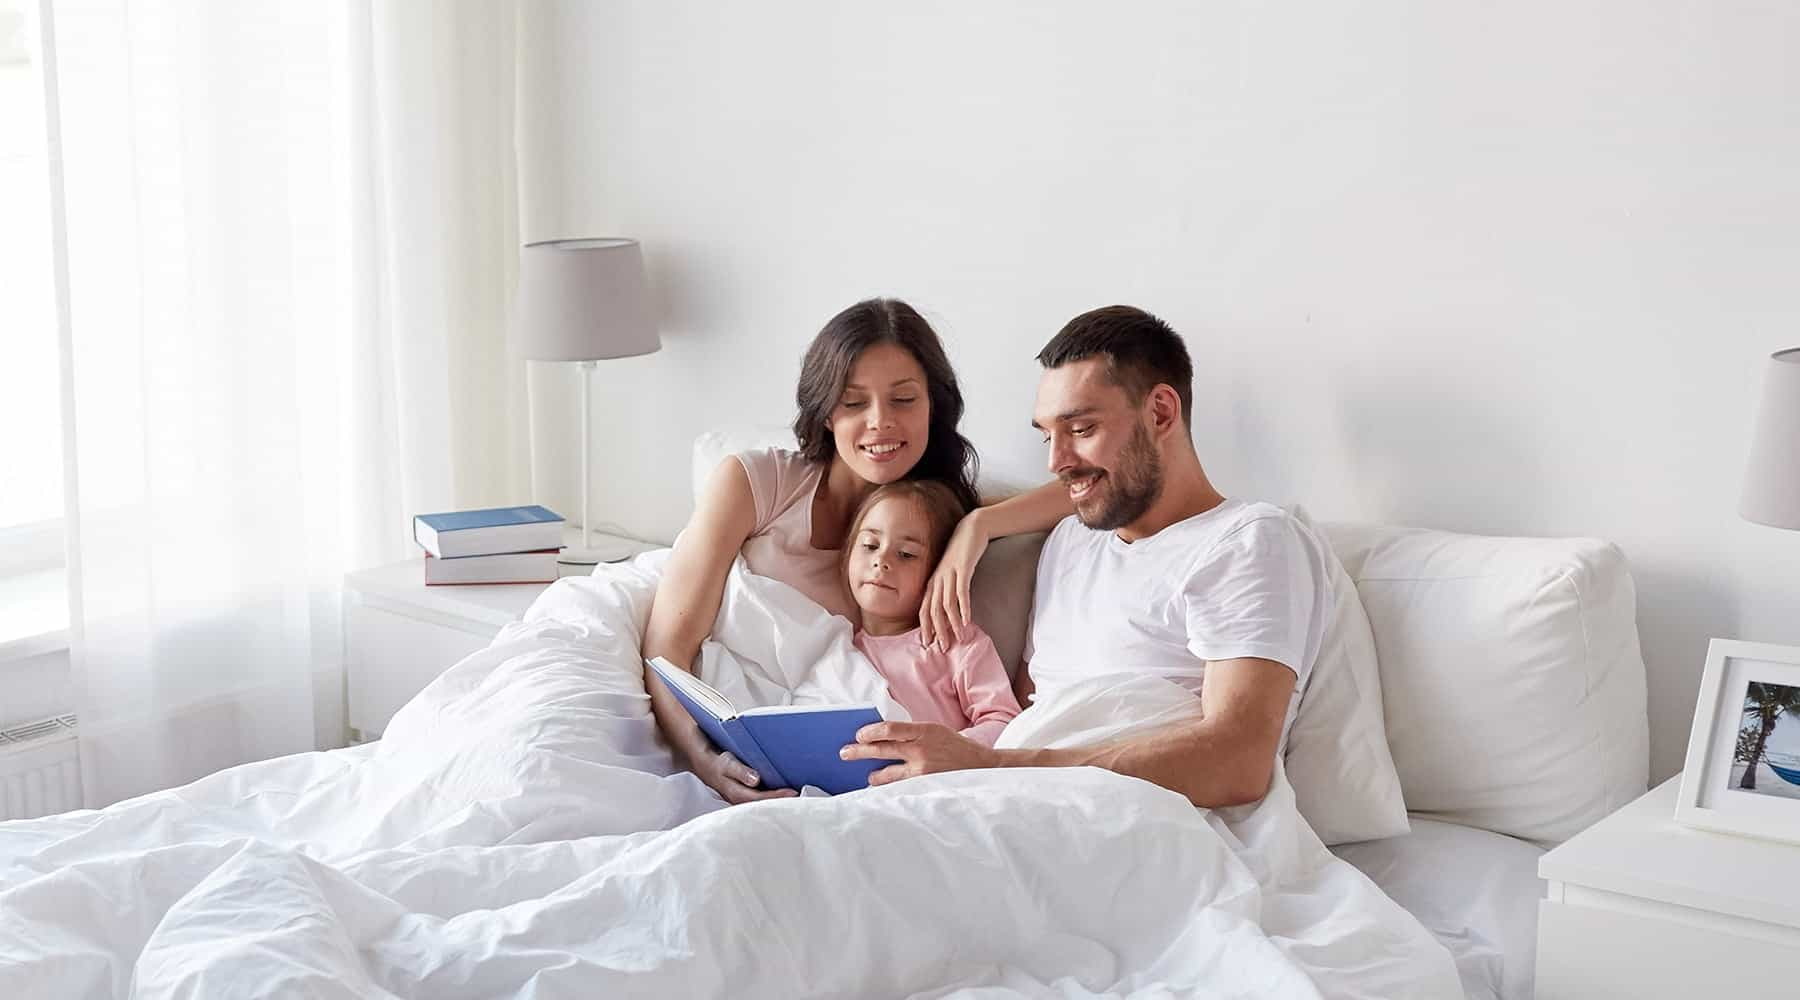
[841,480,969,574]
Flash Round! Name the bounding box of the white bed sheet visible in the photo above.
[0,553,1465,999]
[1331,817,1546,1000]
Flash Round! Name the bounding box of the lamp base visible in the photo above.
[556,536,643,567]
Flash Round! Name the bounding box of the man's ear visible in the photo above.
[1146,383,1183,440]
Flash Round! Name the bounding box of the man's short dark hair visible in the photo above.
[1036,305,1193,426]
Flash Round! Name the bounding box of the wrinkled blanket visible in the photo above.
[0,551,1458,998]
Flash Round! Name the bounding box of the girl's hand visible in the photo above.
[920,510,989,649]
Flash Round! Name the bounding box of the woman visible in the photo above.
[642,298,1068,803]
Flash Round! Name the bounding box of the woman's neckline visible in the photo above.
[806,456,862,553]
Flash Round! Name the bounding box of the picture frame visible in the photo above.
[1676,638,1800,845]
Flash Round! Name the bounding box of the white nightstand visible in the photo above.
[1535,775,1800,999]
[342,533,660,743]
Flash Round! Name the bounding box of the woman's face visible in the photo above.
[829,342,931,485]
[846,496,933,621]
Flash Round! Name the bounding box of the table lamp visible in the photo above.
[1740,348,1800,532]
[513,238,661,565]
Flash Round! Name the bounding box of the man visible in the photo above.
[843,305,1332,808]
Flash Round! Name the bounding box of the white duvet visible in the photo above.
[0,551,1459,999]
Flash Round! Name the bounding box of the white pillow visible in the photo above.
[690,426,794,502]
[1283,506,1411,845]
[1320,522,1649,845]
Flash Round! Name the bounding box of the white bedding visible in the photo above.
[0,551,1459,998]
[1332,819,1546,1000]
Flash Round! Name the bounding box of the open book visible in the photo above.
[646,657,896,795]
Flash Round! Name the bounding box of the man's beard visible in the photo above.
[1069,420,1163,531]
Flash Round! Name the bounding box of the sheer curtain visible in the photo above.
[47,0,528,806]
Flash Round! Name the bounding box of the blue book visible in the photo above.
[414,505,564,558]
[645,657,897,795]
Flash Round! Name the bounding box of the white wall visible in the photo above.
[516,1,1800,782]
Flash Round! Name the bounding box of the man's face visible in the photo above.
[1032,359,1164,531]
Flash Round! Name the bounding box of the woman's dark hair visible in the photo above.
[793,298,980,511]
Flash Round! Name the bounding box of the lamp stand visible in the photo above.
[557,360,639,567]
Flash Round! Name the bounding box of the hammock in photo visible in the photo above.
[1767,761,1800,786]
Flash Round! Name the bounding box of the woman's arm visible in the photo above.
[920,480,1072,646]
[642,457,797,803]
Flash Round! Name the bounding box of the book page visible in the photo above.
[741,703,880,717]
[646,658,738,720]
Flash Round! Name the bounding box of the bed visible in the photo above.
[0,430,1649,999]
[1333,818,1547,1000]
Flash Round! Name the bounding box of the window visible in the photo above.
[0,0,69,649]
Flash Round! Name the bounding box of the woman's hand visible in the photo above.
[920,509,990,648]
[683,740,799,805]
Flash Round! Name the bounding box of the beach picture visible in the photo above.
[1728,680,1800,801]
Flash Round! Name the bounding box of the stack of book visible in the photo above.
[412,505,565,585]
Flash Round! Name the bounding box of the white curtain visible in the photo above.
[48,0,529,807]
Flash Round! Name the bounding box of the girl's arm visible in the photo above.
[642,457,797,803]
[951,628,1024,747]
[920,480,1072,646]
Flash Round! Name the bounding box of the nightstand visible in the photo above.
[342,532,659,743]
[1535,775,1800,999]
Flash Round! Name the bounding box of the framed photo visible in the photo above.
[1676,639,1800,844]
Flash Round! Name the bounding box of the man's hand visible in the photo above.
[842,721,998,787]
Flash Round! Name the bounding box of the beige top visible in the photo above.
[732,447,856,620]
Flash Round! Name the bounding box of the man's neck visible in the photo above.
[1115,462,1225,543]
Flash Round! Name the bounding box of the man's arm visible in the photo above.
[847,657,1295,809]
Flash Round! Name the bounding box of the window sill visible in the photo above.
[0,567,68,661]
[0,627,68,663]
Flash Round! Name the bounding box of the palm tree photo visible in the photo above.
[1734,681,1800,793]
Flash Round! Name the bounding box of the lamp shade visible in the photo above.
[1740,347,1800,530]
[513,238,661,361]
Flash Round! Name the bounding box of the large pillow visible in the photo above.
[1320,522,1649,845]
[690,425,794,503]
[1283,506,1411,844]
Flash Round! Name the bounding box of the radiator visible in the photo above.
[0,715,82,820]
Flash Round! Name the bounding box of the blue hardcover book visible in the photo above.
[645,657,896,795]
[414,505,564,559]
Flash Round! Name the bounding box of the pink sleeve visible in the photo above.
[732,447,816,535]
[952,627,1022,747]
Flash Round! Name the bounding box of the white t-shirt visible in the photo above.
[1022,498,1332,747]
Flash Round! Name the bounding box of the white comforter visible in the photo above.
[0,551,1459,999]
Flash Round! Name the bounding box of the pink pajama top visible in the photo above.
[853,624,1022,746]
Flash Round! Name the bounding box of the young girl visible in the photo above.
[843,481,1021,746]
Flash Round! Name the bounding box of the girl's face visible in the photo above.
[829,342,931,486]
[846,496,935,622]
